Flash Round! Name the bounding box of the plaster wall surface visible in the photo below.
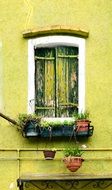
[0,1,112,189]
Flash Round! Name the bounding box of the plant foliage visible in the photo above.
[17,113,41,129]
[74,111,89,120]
[40,119,74,128]
[64,146,84,157]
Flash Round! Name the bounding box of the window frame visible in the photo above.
[28,35,85,114]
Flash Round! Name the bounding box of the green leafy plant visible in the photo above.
[40,118,75,128]
[74,111,89,120]
[17,113,41,130]
[63,146,84,157]
[63,145,85,172]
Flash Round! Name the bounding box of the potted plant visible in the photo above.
[17,114,41,137]
[74,111,91,135]
[43,148,57,160]
[40,117,75,138]
[63,146,84,172]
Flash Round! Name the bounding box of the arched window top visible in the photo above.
[23,25,89,39]
[28,35,85,114]
[30,35,85,48]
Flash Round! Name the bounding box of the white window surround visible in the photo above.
[28,35,85,114]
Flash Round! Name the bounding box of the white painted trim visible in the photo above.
[28,35,85,114]
[78,39,85,113]
[28,40,35,113]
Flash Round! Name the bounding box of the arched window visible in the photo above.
[28,35,85,117]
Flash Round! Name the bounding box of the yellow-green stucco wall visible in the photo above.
[0,0,112,189]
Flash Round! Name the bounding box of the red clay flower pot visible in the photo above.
[76,119,91,132]
[43,150,56,160]
[63,156,84,172]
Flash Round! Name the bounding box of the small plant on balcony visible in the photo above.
[43,148,57,160]
[40,119,74,128]
[40,118,75,138]
[17,114,41,137]
[63,145,84,172]
[74,111,91,133]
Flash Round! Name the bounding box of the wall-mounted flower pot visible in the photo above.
[39,127,51,137]
[60,125,75,137]
[40,117,75,138]
[21,117,94,138]
[51,126,75,137]
[23,120,39,137]
[76,126,94,137]
[63,156,84,172]
[75,119,94,137]
[40,125,75,138]
[43,150,56,160]
[76,119,91,129]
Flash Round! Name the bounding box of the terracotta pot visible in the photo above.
[76,120,91,132]
[43,150,56,160]
[63,156,84,172]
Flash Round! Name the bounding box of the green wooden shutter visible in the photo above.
[57,46,78,117]
[35,46,78,117]
[35,48,55,116]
